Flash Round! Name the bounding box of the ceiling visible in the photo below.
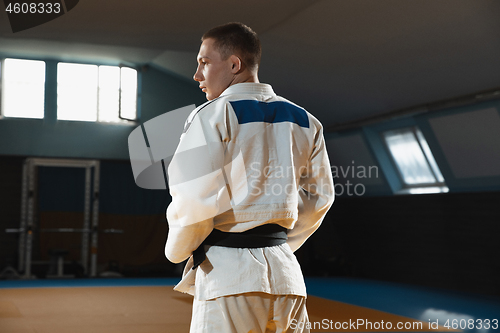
[1,0,500,129]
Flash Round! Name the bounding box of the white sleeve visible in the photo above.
[164,105,231,263]
[287,125,335,252]
[164,210,212,264]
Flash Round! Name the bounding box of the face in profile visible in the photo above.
[193,38,235,100]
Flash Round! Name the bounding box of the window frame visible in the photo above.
[0,57,139,123]
[56,61,139,123]
[118,66,138,122]
[381,126,448,194]
[0,57,47,120]
[0,59,3,119]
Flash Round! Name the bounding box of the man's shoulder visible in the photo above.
[189,97,224,122]
[277,96,324,128]
[194,87,323,129]
[194,92,261,117]
[265,95,324,130]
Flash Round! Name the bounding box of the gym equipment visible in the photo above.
[47,249,73,278]
[15,158,101,278]
[6,227,124,278]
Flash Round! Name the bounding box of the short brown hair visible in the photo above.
[202,22,261,72]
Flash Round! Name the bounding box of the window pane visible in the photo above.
[2,58,45,119]
[383,129,437,185]
[57,63,98,121]
[98,65,120,122]
[415,129,445,183]
[120,67,137,120]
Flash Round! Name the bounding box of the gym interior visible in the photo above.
[1,1,500,332]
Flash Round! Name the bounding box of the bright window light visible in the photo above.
[1,58,45,119]
[57,63,137,122]
[383,127,448,194]
[120,67,138,121]
[57,63,98,121]
[384,129,435,184]
[405,186,449,195]
[415,129,445,183]
[98,65,120,122]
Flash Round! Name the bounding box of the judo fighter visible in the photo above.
[165,22,335,333]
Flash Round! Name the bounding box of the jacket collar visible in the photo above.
[220,82,275,97]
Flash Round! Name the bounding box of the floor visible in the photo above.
[0,277,498,333]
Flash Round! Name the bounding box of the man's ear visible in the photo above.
[230,55,243,74]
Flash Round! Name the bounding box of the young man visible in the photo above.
[165,22,334,333]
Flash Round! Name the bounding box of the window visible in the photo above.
[382,127,448,194]
[57,63,137,122]
[1,58,46,119]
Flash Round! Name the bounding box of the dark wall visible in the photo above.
[0,156,24,269]
[0,156,174,277]
[297,192,500,298]
[3,155,500,298]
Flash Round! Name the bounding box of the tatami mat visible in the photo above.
[0,278,498,333]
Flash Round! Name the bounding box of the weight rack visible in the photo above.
[15,158,101,278]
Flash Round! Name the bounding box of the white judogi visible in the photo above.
[165,83,334,332]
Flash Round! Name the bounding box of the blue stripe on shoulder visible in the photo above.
[229,100,309,128]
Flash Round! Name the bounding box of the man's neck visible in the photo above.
[229,72,260,87]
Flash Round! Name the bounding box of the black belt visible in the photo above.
[192,224,288,269]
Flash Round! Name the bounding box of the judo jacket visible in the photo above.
[165,83,334,262]
[165,82,334,267]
